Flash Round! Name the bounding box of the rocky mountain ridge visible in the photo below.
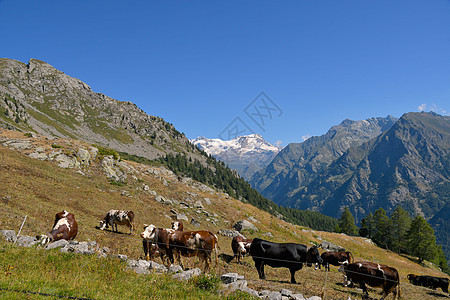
[191,134,282,179]
[0,58,198,161]
[249,115,398,204]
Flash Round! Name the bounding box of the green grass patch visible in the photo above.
[0,242,240,299]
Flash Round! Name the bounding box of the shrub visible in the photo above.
[95,145,119,160]
[191,274,221,293]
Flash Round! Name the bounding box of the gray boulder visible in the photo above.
[220,273,244,284]
[261,291,282,300]
[233,220,258,232]
[29,152,48,160]
[77,148,91,165]
[55,154,80,169]
[1,230,16,242]
[168,264,183,274]
[148,261,168,273]
[45,239,69,250]
[175,214,189,222]
[320,240,345,252]
[218,229,244,238]
[15,235,38,247]
[190,218,201,228]
[172,268,201,281]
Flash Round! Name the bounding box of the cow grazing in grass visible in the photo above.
[140,224,219,272]
[250,238,323,284]
[320,251,354,271]
[408,274,449,293]
[231,235,253,264]
[39,210,78,245]
[99,210,134,235]
[339,261,401,299]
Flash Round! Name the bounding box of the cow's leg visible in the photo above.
[255,260,265,280]
[360,282,369,299]
[202,253,210,273]
[129,223,133,235]
[289,268,297,284]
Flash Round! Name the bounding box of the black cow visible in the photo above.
[408,274,449,293]
[250,238,323,284]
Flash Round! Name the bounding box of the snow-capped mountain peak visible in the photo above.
[190,134,282,179]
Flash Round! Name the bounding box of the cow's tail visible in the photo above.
[347,251,354,263]
[393,268,401,300]
[210,232,220,270]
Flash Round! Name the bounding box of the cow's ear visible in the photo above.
[143,224,148,229]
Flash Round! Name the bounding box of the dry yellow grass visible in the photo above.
[0,129,449,299]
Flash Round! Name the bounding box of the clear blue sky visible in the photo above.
[1,1,449,146]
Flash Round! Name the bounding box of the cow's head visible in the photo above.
[237,241,247,254]
[141,224,157,240]
[36,233,53,246]
[99,220,107,230]
[306,245,323,266]
[171,221,183,231]
[407,274,417,283]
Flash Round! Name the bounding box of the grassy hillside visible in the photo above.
[1,129,449,299]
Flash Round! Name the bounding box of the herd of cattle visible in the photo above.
[38,210,449,299]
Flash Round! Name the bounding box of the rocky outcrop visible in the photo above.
[233,220,258,232]
[0,58,204,163]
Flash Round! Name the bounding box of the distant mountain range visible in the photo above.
[249,116,398,208]
[191,134,282,179]
[249,111,449,261]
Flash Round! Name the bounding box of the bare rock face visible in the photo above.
[0,58,204,164]
[233,220,258,232]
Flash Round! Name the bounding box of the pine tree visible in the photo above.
[359,212,375,238]
[389,206,411,253]
[338,207,358,236]
[373,208,391,249]
[407,215,437,263]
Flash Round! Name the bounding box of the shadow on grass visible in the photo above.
[218,253,234,263]
[94,226,130,235]
[426,291,450,298]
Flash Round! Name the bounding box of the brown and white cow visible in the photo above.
[339,261,401,299]
[99,210,134,235]
[320,251,354,271]
[39,210,78,245]
[142,221,183,262]
[231,235,253,264]
[140,224,219,272]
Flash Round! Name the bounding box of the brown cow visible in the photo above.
[321,251,354,271]
[140,224,219,272]
[141,225,174,265]
[339,261,401,299]
[39,210,78,245]
[231,235,253,264]
[142,221,183,262]
[99,210,134,235]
